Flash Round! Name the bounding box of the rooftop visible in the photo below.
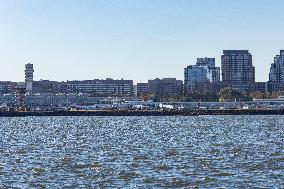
[223,50,249,54]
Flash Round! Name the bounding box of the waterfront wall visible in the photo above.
[1,109,284,117]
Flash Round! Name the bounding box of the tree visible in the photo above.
[219,87,243,102]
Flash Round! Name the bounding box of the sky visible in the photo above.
[0,0,284,83]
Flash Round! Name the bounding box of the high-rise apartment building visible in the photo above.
[269,50,284,82]
[184,65,212,93]
[196,57,215,67]
[221,50,255,83]
[184,57,220,93]
[196,57,220,82]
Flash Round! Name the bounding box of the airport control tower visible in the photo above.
[16,63,34,110]
[25,63,34,94]
[16,82,27,110]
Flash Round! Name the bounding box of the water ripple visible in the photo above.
[0,115,283,188]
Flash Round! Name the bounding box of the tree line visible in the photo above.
[139,87,284,102]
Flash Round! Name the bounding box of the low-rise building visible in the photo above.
[148,78,183,96]
[0,81,17,94]
[266,81,284,93]
[67,78,134,97]
[32,80,68,94]
[253,82,267,93]
[211,82,267,93]
[137,83,149,96]
[26,94,99,108]
[0,94,17,105]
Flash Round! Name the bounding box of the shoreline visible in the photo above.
[0,109,284,117]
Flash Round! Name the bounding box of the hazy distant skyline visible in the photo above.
[1,0,284,83]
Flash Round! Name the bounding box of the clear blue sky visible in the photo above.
[0,0,283,83]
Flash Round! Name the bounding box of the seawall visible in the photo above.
[0,109,284,117]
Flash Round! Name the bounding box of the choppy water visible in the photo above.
[0,116,283,188]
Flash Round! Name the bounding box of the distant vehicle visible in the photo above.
[159,103,174,110]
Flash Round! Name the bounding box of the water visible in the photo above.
[0,115,283,188]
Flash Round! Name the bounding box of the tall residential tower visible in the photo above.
[184,57,220,93]
[221,50,255,83]
[269,50,284,82]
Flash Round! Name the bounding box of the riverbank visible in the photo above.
[1,109,284,117]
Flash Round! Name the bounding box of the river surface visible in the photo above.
[0,115,283,188]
